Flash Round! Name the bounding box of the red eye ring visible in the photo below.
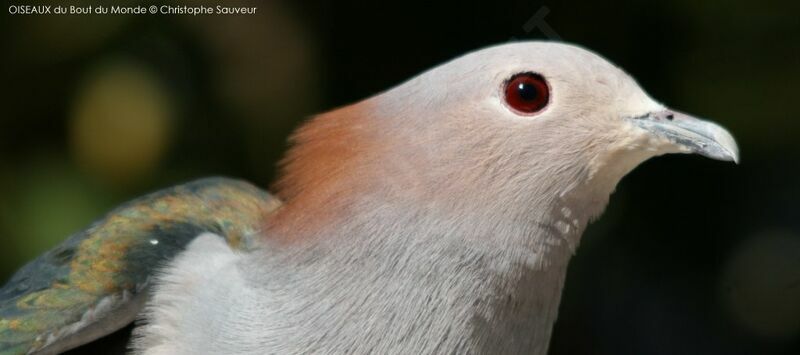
[504,73,550,114]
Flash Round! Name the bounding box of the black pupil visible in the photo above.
[517,82,539,101]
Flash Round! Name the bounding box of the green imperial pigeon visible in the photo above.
[0,42,738,355]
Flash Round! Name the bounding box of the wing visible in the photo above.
[0,177,281,355]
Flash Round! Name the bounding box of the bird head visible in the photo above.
[273,42,738,241]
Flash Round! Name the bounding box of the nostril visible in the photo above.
[666,113,674,121]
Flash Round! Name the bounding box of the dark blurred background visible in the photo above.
[1,0,799,354]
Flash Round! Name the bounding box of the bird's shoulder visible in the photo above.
[0,177,281,354]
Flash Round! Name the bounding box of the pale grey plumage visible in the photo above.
[128,41,738,355]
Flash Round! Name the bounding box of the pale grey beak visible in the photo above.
[630,110,740,163]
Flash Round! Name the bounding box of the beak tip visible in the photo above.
[702,148,739,164]
[723,151,740,164]
[713,127,740,164]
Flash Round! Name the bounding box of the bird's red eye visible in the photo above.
[504,73,549,114]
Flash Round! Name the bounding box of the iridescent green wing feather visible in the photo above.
[0,177,281,355]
